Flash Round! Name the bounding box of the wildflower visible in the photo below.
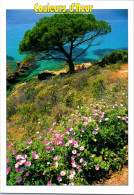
[80,158,83,163]
[53,156,58,161]
[105,118,109,121]
[80,146,84,151]
[83,162,87,166]
[71,171,75,175]
[8,142,12,147]
[78,168,82,172]
[71,131,75,135]
[74,144,78,148]
[36,131,39,134]
[81,128,85,132]
[72,150,77,154]
[6,158,9,164]
[65,143,69,147]
[69,174,74,179]
[60,171,66,176]
[41,141,45,144]
[92,130,98,135]
[98,119,102,123]
[18,167,24,173]
[25,146,30,150]
[37,135,41,139]
[68,183,74,186]
[15,162,20,168]
[125,130,128,134]
[15,168,19,172]
[25,161,31,167]
[72,163,76,168]
[6,167,11,175]
[117,116,121,119]
[32,153,39,159]
[95,126,99,130]
[19,159,26,165]
[122,117,126,120]
[25,172,29,176]
[84,122,88,127]
[50,146,54,151]
[27,139,32,144]
[53,122,56,126]
[43,172,46,175]
[13,150,17,155]
[16,176,22,183]
[71,156,75,160]
[57,177,62,182]
[95,165,100,170]
[77,153,80,157]
[54,162,58,168]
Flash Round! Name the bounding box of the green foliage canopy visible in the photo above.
[19,14,111,72]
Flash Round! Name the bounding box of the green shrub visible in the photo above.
[97,50,128,67]
[90,77,106,98]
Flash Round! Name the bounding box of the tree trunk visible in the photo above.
[68,57,74,73]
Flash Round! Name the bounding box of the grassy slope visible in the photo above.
[6,62,128,185]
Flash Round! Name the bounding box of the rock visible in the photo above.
[6,55,14,60]
[38,71,56,80]
[7,72,19,84]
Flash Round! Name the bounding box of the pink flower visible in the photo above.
[84,122,89,127]
[8,142,12,147]
[32,153,39,159]
[50,146,54,151]
[60,171,66,176]
[53,122,56,126]
[78,168,82,172]
[41,141,45,144]
[68,183,74,186]
[83,161,87,166]
[19,159,26,165]
[18,167,24,173]
[25,161,31,167]
[16,176,22,183]
[105,118,109,121]
[125,130,128,134]
[71,171,75,175]
[74,144,78,148]
[6,158,9,164]
[43,172,46,175]
[72,163,76,168]
[71,156,75,160]
[16,155,22,160]
[53,156,58,161]
[47,181,52,185]
[95,165,100,170]
[15,162,20,168]
[54,162,58,168]
[37,135,41,139]
[80,158,83,163]
[13,150,17,154]
[92,130,98,135]
[57,177,62,182]
[25,172,29,176]
[69,174,74,179]
[81,128,85,132]
[72,150,77,154]
[25,146,30,150]
[27,139,32,144]
[80,146,84,151]
[77,153,80,157]
[6,167,11,175]
[65,143,69,147]
[95,126,99,130]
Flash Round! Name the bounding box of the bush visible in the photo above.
[7,97,128,185]
[90,77,106,98]
[97,50,128,67]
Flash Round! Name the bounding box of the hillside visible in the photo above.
[6,52,128,185]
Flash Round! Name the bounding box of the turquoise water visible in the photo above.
[6,9,128,78]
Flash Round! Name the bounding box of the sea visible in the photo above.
[6,9,128,78]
